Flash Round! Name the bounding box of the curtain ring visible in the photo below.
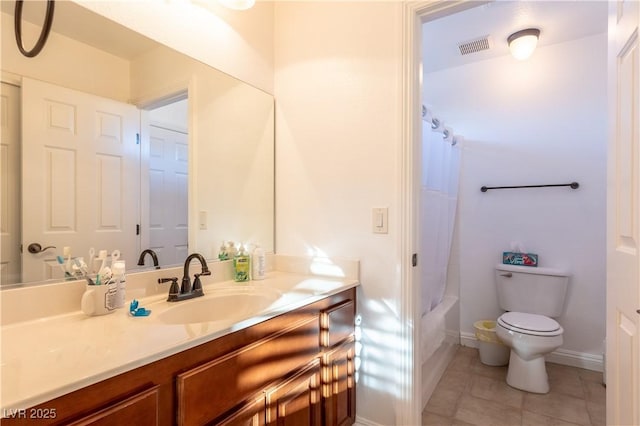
[14,0,55,58]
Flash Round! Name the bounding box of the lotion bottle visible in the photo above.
[252,244,266,280]
[112,260,126,308]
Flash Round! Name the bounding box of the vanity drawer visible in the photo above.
[320,300,355,348]
[66,385,160,426]
[176,316,320,426]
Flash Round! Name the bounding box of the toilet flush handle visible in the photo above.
[500,272,513,278]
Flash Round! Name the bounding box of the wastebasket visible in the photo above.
[474,320,510,366]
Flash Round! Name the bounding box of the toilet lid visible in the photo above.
[498,312,563,336]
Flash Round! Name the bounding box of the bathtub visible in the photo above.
[421,294,460,409]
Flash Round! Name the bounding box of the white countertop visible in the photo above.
[0,271,358,411]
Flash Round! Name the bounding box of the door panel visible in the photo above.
[0,82,21,285]
[148,125,188,266]
[607,0,640,424]
[21,77,140,281]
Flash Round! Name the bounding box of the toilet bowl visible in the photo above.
[496,311,563,393]
[493,264,569,394]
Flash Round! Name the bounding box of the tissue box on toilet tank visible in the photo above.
[502,252,538,267]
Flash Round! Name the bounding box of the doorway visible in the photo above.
[399,1,612,424]
[141,96,189,268]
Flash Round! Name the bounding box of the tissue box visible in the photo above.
[503,252,538,267]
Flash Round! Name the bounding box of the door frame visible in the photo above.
[137,87,190,260]
[397,2,476,424]
[400,1,630,424]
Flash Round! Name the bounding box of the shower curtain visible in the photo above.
[420,110,461,316]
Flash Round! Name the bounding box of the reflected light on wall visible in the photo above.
[305,246,346,278]
[310,258,346,278]
[358,299,405,398]
[217,0,255,10]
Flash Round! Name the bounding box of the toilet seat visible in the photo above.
[498,312,563,337]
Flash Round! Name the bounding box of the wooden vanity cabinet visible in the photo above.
[65,386,161,426]
[265,360,322,426]
[320,300,356,426]
[213,392,265,426]
[2,287,356,426]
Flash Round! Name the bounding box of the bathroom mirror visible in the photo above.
[0,1,274,286]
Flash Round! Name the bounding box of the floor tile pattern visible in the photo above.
[422,346,606,426]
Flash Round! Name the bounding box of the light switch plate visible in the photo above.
[372,207,388,234]
[199,211,207,230]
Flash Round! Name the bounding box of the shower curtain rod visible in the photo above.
[480,182,580,192]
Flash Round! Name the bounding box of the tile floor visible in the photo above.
[422,346,606,426]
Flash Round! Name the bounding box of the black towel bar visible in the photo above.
[480,182,579,192]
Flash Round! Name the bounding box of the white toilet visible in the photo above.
[494,264,569,394]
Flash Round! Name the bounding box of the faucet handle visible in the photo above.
[192,273,206,292]
[159,277,180,300]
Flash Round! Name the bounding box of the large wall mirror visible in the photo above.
[0,1,275,287]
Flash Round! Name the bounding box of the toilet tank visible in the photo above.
[495,264,569,317]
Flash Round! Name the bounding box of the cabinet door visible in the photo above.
[177,317,319,426]
[320,300,355,348]
[214,393,265,426]
[265,360,321,426]
[323,340,356,426]
[66,386,160,426]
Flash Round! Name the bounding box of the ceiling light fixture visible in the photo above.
[217,0,255,10]
[507,28,540,60]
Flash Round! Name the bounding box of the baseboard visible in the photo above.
[460,333,603,372]
[460,331,478,348]
[354,415,386,426]
[546,348,603,372]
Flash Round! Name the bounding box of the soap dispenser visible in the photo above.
[233,244,250,282]
[218,241,229,261]
[227,241,238,259]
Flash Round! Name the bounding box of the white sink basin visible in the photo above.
[157,287,281,325]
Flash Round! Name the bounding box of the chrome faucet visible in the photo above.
[159,253,211,302]
[137,249,160,269]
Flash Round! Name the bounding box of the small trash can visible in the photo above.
[474,320,510,366]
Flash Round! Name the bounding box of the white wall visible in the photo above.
[74,0,274,94]
[424,34,607,360]
[1,11,130,100]
[130,43,275,257]
[274,2,404,424]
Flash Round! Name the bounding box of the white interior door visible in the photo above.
[1,82,22,285]
[21,77,140,282]
[606,0,640,424]
[148,124,188,266]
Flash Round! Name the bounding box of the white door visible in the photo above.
[606,0,640,424]
[148,124,188,266]
[1,82,22,285]
[21,77,140,282]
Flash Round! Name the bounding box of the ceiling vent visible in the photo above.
[458,35,492,56]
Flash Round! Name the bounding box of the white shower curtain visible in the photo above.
[420,113,461,316]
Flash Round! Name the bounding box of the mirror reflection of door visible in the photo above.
[145,99,189,267]
[1,82,22,285]
[21,77,140,282]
